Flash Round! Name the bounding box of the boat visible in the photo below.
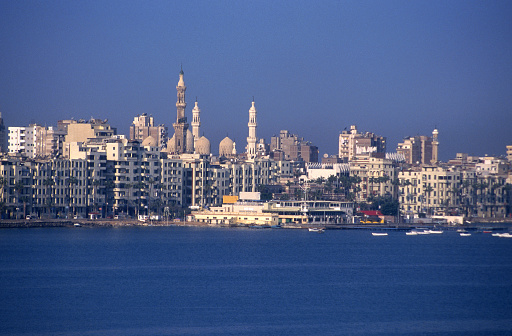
[428,230,443,234]
[459,232,471,236]
[406,230,418,235]
[308,228,325,233]
[494,232,512,238]
[73,223,81,227]
[372,232,388,236]
[417,230,431,235]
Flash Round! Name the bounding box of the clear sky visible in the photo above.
[1,0,511,161]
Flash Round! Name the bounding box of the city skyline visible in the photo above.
[1,1,511,161]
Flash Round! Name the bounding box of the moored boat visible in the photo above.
[308,227,325,233]
[372,232,388,236]
[406,230,418,235]
[428,230,443,234]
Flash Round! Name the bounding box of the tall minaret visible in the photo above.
[191,99,201,150]
[431,128,439,164]
[246,99,257,158]
[173,68,189,154]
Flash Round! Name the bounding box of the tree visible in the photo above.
[14,181,25,219]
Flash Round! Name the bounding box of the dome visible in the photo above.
[219,136,234,156]
[166,135,176,153]
[141,136,157,147]
[195,136,211,155]
[186,129,194,152]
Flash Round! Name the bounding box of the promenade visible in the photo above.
[1,218,511,231]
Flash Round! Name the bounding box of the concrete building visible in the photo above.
[62,118,116,158]
[0,112,6,153]
[8,126,33,156]
[270,130,319,162]
[349,157,397,202]
[397,129,439,165]
[338,125,386,161]
[129,113,168,149]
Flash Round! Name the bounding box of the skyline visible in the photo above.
[1,1,512,161]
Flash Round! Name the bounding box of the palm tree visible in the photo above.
[423,184,434,216]
[67,176,78,217]
[14,181,25,219]
[43,177,55,217]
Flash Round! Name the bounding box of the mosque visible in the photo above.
[163,68,255,158]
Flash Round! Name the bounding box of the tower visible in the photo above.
[431,128,439,164]
[191,99,201,150]
[173,68,189,154]
[246,99,257,158]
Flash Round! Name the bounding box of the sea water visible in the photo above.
[1,226,511,335]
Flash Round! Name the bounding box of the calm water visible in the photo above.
[1,226,511,336]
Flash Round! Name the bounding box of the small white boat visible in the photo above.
[428,230,443,234]
[308,228,325,233]
[406,231,418,236]
[74,223,81,227]
[372,232,388,236]
[417,230,431,235]
[494,233,512,238]
[459,232,471,236]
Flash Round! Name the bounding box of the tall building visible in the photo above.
[0,112,6,153]
[271,130,318,162]
[397,129,439,165]
[8,125,36,157]
[129,113,168,149]
[506,145,512,163]
[61,118,117,158]
[34,126,66,157]
[246,100,257,158]
[338,125,386,161]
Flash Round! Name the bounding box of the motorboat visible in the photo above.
[493,232,512,238]
[372,232,388,236]
[428,230,443,234]
[459,232,471,236]
[406,230,418,235]
[308,228,325,233]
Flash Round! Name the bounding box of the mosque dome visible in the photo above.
[219,136,234,156]
[141,136,157,147]
[195,136,211,155]
[186,129,194,152]
[166,135,176,153]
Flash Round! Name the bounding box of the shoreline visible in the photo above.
[1,218,511,231]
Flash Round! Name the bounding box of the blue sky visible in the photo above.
[1,0,511,161]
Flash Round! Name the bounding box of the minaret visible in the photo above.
[431,128,439,164]
[173,67,189,154]
[246,99,257,158]
[191,99,201,150]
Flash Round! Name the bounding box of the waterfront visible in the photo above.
[1,226,511,335]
